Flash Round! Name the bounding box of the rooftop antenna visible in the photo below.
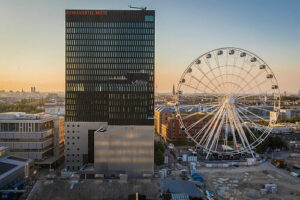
[129,5,147,10]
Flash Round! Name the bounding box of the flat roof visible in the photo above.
[0,162,17,175]
[7,156,28,162]
[161,179,205,198]
[0,112,57,121]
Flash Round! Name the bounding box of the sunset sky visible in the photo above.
[0,0,299,93]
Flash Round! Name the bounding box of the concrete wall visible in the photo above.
[65,122,107,170]
[94,125,154,178]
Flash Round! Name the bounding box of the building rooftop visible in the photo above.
[0,112,56,121]
[0,162,16,175]
[161,179,205,198]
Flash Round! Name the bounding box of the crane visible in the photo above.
[128,5,147,10]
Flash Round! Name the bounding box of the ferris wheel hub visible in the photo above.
[224,97,235,105]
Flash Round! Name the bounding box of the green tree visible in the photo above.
[155,149,165,166]
[154,141,165,166]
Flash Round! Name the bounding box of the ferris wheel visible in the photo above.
[175,47,280,159]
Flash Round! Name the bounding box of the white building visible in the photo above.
[0,112,64,168]
[44,102,65,116]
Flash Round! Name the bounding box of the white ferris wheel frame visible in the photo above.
[175,47,280,159]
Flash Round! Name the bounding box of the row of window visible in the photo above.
[66,105,150,112]
[66,68,154,75]
[108,106,148,113]
[66,51,154,58]
[108,113,149,119]
[66,82,154,89]
[66,93,153,99]
[66,84,151,92]
[66,22,154,28]
[66,69,153,76]
[65,111,107,118]
[66,45,154,52]
[66,33,154,40]
[66,75,154,82]
[66,57,154,64]
[66,99,106,105]
[66,63,154,70]
[66,39,154,46]
[66,28,154,34]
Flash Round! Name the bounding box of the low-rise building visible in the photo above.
[161,179,205,200]
[44,102,65,116]
[154,106,175,135]
[161,113,212,143]
[0,146,33,190]
[0,112,64,168]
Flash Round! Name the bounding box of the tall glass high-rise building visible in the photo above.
[65,10,155,176]
[65,10,155,125]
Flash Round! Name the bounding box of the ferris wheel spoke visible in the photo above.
[213,52,226,93]
[197,104,225,144]
[237,78,268,95]
[186,106,220,131]
[235,93,261,101]
[237,104,272,113]
[206,110,226,159]
[232,107,254,156]
[194,65,221,93]
[238,67,264,94]
[181,83,220,98]
[194,114,216,141]
[227,108,238,151]
[180,104,220,121]
[235,107,268,133]
[235,56,247,86]
[237,105,269,123]
[224,111,229,146]
[203,104,226,150]
[234,107,258,142]
[203,57,222,88]
[231,51,239,76]
[213,110,227,152]
[228,108,247,151]
[187,74,220,95]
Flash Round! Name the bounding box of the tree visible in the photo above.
[155,149,164,166]
[154,141,165,166]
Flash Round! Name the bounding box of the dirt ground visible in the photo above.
[198,163,300,200]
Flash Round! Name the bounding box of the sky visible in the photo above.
[0,0,299,93]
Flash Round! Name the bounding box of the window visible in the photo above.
[145,15,154,22]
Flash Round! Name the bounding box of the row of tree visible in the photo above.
[0,99,45,114]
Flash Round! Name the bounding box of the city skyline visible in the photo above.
[0,0,299,93]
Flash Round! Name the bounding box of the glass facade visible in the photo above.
[65,10,155,125]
